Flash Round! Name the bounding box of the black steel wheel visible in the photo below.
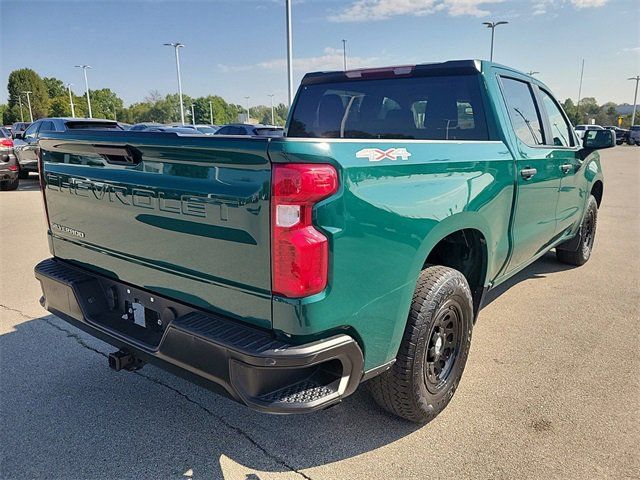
[368,265,473,423]
[557,195,598,266]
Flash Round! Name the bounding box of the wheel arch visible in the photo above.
[591,179,603,207]
[413,214,492,314]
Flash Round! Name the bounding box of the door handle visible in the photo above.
[561,164,572,174]
[520,167,537,180]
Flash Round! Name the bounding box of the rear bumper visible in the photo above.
[35,258,364,413]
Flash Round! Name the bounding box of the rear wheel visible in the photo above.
[368,265,473,423]
[0,176,19,191]
[556,195,598,266]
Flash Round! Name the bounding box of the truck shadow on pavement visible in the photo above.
[0,314,421,479]
[0,253,573,479]
[482,251,576,308]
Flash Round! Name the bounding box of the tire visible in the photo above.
[0,176,19,191]
[556,195,598,266]
[368,265,473,423]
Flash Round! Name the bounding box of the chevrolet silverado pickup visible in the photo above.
[34,60,614,423]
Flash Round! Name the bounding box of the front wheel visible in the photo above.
[368,265,473,423]
[556,195,598,266]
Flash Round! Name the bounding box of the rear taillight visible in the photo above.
[0,139,13,147]
[271,163,338,298]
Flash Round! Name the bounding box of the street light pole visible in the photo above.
[209,100,214,125]
[244,96,250,123]
[268,94,275,125]
[18,95,24,122]
[164,42,186,125]
[22,91,33,122]
[75,65,93,118]
[482,21,508,61]
[286,0,294,106]
[191,104,196,125]
[576,59,585,124]
[342,39,347,71]
[66,83,76,117]
[628,75,640,126]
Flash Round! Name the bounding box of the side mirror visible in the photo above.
[583,129,615,150]
[13,132,24,140]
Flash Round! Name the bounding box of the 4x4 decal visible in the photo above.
[356,147,412,162]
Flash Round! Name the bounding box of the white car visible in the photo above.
[575,124,603,140]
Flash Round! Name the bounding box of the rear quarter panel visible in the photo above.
[270,138,515,370]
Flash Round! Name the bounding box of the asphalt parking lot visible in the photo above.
[1,147,638,480]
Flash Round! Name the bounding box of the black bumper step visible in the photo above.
[35,258,364,413]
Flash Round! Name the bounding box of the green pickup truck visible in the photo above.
[34,60,614,423]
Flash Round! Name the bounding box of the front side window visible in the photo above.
[540,90,573,147]
[288,74,490,140]
[500,77,544,146]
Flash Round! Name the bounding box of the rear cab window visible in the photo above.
[287,73,490,140]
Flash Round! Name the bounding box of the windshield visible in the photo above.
[288,74,489,140]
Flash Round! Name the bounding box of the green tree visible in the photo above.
[6,68,50,122]
[88,88,124,120]
[43,77,66,98]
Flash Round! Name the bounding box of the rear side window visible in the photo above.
[500,77,544,146]
[39,121,56,132]
[288,75,490,140]
[254,127,283,137]
[65,121,122,130]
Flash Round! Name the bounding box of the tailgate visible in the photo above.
[39,131,272,328]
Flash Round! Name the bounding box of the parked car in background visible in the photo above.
[1,126,12,137]
[602,126,629,145]
[129,122,165,131]
[171,124,219,135]
[0,128,19,190]
[141,126,200,134]
[215,123,284,137]
[13,118,123,178]
[628,125,640,145]
[11,122,30,140]
[574,124,603,140]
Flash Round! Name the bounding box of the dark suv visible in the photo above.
[13,117,123,177]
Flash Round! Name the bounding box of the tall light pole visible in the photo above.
[209,100,214,125]
[191,104,196,125]
[75,65,93,118]
[342,39,347,71]
[286,0,294,106]
[268,94,275,125]
[66,83,76,117]
[628,75,640,126]
[482,21,508,62]
[17,95,24,122]
[164,42,186,125]
[244,96,250,123]
[22,91,33,122]
[576,59,585,124]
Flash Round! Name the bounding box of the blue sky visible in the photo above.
[1,0,639,107]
